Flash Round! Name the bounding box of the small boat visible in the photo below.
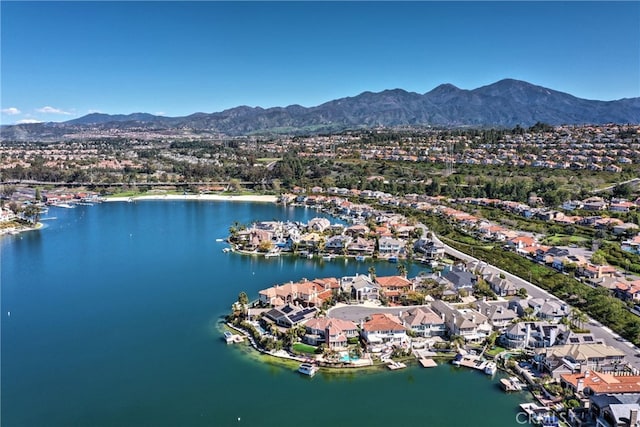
[264,250,281,258]
[222,248,231,253]
[452,353,463,366]
[215,238,225,242]
[355,255,367,262]
[322,254,335,261]
[387,256,398,263]
[298,363,318,377]
[223,331,234,344]
[52,203,75,209]
[484,361,497,375]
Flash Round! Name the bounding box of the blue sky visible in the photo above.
[1,1,639,124]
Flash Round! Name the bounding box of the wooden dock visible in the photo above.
[419,358,438,368]
[500,377,524,392]
[457,354,487,371]
[387,361,407,370]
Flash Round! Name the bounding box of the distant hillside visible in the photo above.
[2,79,639,140]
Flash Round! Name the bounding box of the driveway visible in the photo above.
[328,304,428,323]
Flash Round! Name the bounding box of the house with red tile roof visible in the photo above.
[561,370,640,395]
[578,264,618,280]
[375,275,414,303]
[259,277,339,307]
[615,281,640,302]
[361,313,407,348]
[507,235,538,250]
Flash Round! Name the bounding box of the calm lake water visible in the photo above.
[1,201,530,426]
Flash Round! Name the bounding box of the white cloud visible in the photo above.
[36,106,72,115]
[16,119,42,124]
[1,107,21,115]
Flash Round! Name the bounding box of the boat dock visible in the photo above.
[419,358,438,368]
[387,361,407,370]
[500,376,524,392]
[223,331,244,344]
[454,354,487,371]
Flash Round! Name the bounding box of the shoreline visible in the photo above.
[0,221,43,237]
[104,194,279,203]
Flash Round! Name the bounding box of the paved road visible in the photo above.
[432,234,640,371]
[592,177,640,194]
[328,304,429,322]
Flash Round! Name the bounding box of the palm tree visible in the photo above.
[397,263,407,278]
[571,308,588,330]
[368,266,376,281]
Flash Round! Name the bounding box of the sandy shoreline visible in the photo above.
[104,194,278,203]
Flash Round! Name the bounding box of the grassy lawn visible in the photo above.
[256,158,281,163]
[106,190,148,198]
[542,234,589,246]
[485,346,507,357]
[292,343,317,355]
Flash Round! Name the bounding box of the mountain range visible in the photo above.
[2,79,639,140]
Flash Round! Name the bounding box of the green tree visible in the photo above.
[571,308,588,330]
[591,250,607,266]
[238,291,249,306]
[22,204,40,225]
[450,335,465,351]
[396,263,407,277]
[368,266,376,281]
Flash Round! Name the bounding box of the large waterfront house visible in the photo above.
[324,235,352,254]
[235,228,273,251]
[561,371,640,396]
[399,307,446,337]
[303,317,359,350]
[375,275,413,303]
[298,232,323,251]
[431,300,491,342]
[501,321,568,349]
[343,274,380,302]
[536,343,626,375]
[259,278,339,307]
[263,304,318,328]
[346,237,375,256]
[413,238,446,260]
[360,313,407,348]
[378,236,406,257]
